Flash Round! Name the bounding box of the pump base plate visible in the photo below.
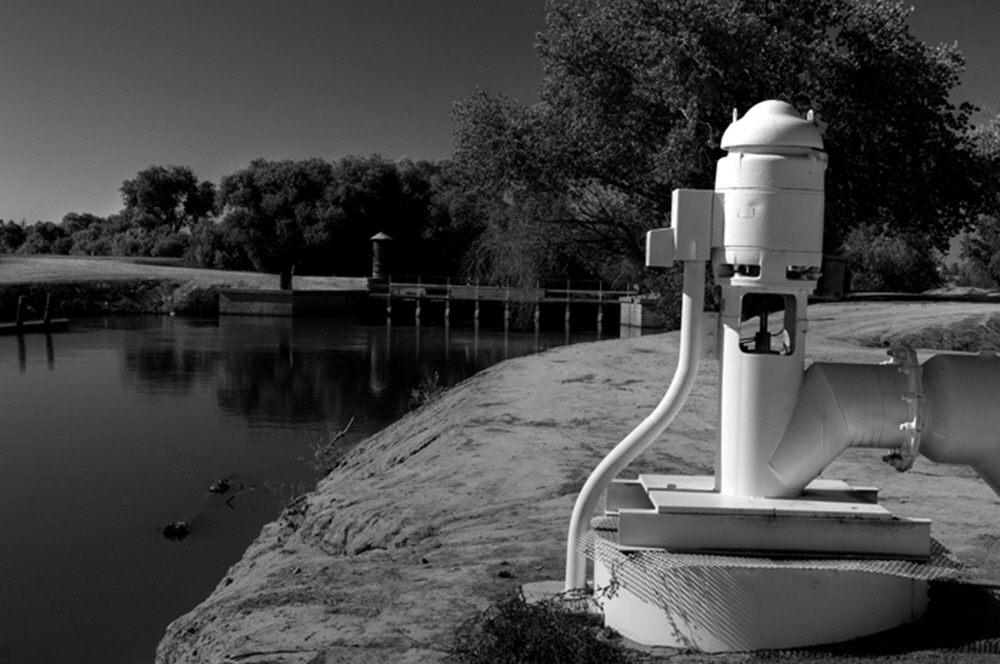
[608,475,931,559]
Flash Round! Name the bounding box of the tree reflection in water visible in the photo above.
[117,315,583,434]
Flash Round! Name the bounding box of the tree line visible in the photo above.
[4,0,1000,302]
[0,156,478,280]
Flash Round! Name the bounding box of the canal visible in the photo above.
[0,315,610,663]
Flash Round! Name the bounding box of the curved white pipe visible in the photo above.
[564,260,705,591]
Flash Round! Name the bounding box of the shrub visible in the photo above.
[841,223,944,293]
[448,591,633,664]
[954,215,1000,288]
[308,416,356,475]
[409,371,445,409]
[151,232,190,258]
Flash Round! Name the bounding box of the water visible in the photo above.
[0,315,603,664]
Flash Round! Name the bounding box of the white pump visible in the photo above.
[565,100,1000,652]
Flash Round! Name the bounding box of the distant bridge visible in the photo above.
[368,276,639,328]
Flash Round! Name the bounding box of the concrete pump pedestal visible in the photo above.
[585,474,959,652]
[593,552,928,652]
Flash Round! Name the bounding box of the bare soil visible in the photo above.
[152,298,1000,664]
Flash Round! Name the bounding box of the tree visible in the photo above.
[953,112,1000,287]
[185,218,252,271]
[120,165,217,235]
[324,155,458,276]
[0,221,26,253]
[325,155,406,274]
[842,223,945,292]
[452,0,983,292]
[217,158,337,285]
[61,212,104,236]
[409,160,488,277]
[16,221,67,254]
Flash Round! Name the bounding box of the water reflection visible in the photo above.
[13,333,56,372]
[112,316,597,430]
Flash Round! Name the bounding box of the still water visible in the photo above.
[0,315,605,663]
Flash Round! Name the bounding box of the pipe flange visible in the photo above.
[880,346,923,471]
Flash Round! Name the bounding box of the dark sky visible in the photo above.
[0,1,994,224]
[907,0,1000,113]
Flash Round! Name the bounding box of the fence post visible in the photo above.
[445,277,451,324]
[474,279,481,321]
[386,276,393,318]
[15,295,26,330]
[597,283,604,331]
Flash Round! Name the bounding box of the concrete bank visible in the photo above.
[155,301,1000,664]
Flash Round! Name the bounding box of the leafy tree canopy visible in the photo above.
[955,112,1000,287]
[325,155,463,275]
[217,158,337,276]
[120,165,217,235]
[452,0,983,289]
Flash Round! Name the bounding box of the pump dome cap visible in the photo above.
[720,100,823,151]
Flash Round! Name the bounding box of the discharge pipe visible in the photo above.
[915,351,1000,494]
[565,259,705,591]
[761,347,1000,499]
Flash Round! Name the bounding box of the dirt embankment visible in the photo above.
[0,255,367,317]
[155,300,1000,664]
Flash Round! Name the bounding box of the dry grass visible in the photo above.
[0,255,367,291]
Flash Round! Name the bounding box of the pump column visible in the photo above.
[711,101,827,498]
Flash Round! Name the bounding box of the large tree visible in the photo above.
[217,158,337,285]
[120,165,217,235]
[953,112,1000,287]
[452,0,982,289]
[0,221,26,253]
[325,155,458,275]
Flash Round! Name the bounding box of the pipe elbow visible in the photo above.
[767,362,910,495]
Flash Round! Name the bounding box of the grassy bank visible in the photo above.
[0,255,368,318]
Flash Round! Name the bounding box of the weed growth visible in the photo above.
[263,480,310,511]
[409,371,446,409]
[447,590,634,664]
[308,416,355,474]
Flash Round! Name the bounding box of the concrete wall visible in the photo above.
[219,290,294,316]
[219,289,366,316]
[620,296,666,329]
[292,290,366,316]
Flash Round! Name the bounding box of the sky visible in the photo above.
[0,1,997,225]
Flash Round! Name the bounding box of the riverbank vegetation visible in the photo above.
[448,591,633,664]
[3,0,1000,319]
